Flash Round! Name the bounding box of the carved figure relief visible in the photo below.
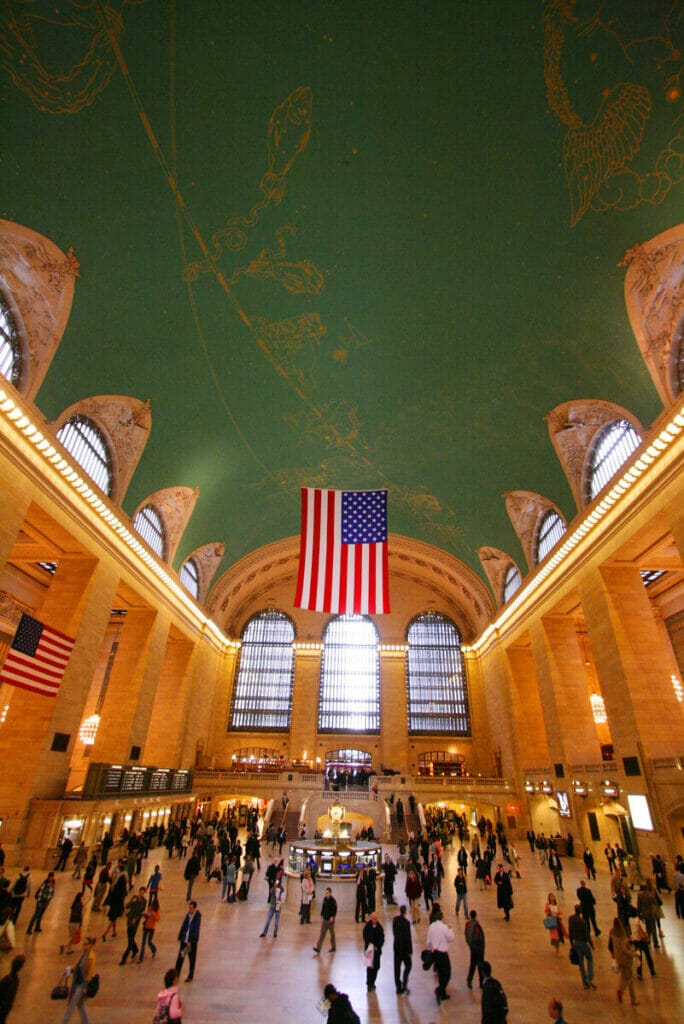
[136,487,199,566]
[504,490,566,571]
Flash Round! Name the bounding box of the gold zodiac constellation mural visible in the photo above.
[544,0,683,225]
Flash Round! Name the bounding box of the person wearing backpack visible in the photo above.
[322,983,360,1024]
[60,936,96,1023]
[9,869,30,925]
[481,960,508,1024]
[153,967,182,1023]
[465,909,486,988]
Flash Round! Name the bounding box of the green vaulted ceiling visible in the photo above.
[1,1,681,594]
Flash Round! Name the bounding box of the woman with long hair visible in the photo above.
[544,892,566,956]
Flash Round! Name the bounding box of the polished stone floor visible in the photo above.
[5,837,684,1023]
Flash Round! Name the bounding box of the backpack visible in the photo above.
[12,874,28,896]
[86,973,100,998]
[152,998,171,1024]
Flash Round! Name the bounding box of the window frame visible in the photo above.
[584,418,642,505]
[502,564,522,604]
[133,504,167,560]
[179,558,200,599]
[56,414,113,496]
[534,509,566,565]
[0,291,23,389]
[405,612,470,736]
[318,615,380,734]
[228,610,295,732]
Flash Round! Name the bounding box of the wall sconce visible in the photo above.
[572,779,587,797]
[541,780,553,794]
[602,780,618,798]
[524,780,536,794]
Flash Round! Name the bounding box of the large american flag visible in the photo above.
[294,488,390,614]
[0,613,75,697]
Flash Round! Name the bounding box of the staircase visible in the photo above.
[388,810,420,844]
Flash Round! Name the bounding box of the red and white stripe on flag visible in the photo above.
[294,487,390,614]
[0,613,75,697]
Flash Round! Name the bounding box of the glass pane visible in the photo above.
[406,612,470,735]
[229,611,295,730]
[318,615,380,732]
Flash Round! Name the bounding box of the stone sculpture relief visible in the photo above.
[136,486,200,565]
[503,490,566,571]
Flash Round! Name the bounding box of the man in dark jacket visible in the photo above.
[568,903,596,989]
[493,864,513,920]
[362,912,385,992]
[481,960,508,1024]
[25,872,55,934]
[176,900,202,982]
[313,887,337,954]
[119,886,147,964]
[323,984,358,1024]
[184,851,201,901]
[392,905,412,994]
[576,879,601,936]
[465,909,486,988]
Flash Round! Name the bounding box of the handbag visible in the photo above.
[86,973,100,998]
[421,949,435,970]
[569,946,579,965]
[543,917,556,930]
[51,974,69,1000]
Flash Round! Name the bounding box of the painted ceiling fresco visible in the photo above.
[1,0,682,593]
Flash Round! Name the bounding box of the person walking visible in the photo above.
[0,954,25,1024]
[609,916,639,1006]
[91,863,110,914]
[312,887,337,954]
[299,867,315,924]
[576,880,600,937]
[260,878,284,939]
[101,870,127,941]
[71,845,88,881]
[145,865,162,905]
[119,886,146,965]
[137,894,160,963]
[405,867,422,924]
[454,868,469,918]
[362,911,385,992]
[154,968,182,1022]
[427,903,453,1005]
[60,936,96,1024]
[322,984,359,1024]
[60,892,83,956]
[392,904,412,995]
[568,903,596,989]
[632,914,657,980]
[183,851,201,902]
[481,961,508,1024]
[544,892,567,955]
[8,870,30,925]
[548,848,564,890]
[26,872,55,934]
[465,909,486,989]
[354,866,368,923]
[175,900,201,983]
[493,863,513,921]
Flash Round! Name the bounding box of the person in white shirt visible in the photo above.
[426,904,454,1004]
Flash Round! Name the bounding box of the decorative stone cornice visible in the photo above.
[0,219,78,402]
[546,400,644,510]
[51,395,151,504]
[621,223,684,407]
[503,490,566,571]
[181,542,225,603]
[135,486,199,565]
[476,546,520,607]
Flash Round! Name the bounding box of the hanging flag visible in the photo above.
[0,613,75,697]
[294,488,390,614]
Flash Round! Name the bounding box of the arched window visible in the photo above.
[180,558,200,599]
[502,564,522,604]
[535,509,566,564]
[672,318,684,397]
[406,612,470,735]
[319,615,380,733]
[0,292,22,388]
[133,505,166,559]
[229,610,295,730]
[56,414,113,495]
[586,419,642,502]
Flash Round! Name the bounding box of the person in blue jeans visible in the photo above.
[260,880,284,938]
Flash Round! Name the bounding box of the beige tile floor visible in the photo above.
[5,838,684,1023]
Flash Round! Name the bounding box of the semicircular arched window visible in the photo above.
[0,292,22,388]
[180,558,200,599]
[586,418,642,503]
[319,615,380,733]
[229,610,295,730]
[56,414,113,495]
[406,612,470,735]
[535,509,567,565]
[502,564,522,604]
[133,504,167,559]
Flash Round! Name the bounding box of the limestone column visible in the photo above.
[290,646,322,764]
[379,647,408,772]
[0,474,31,569]
[207,642,239,766]
[0,556,119,847]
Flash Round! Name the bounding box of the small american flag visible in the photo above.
[0,613,75,697]
[294,488,390,614]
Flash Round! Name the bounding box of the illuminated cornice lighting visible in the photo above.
[590,692,607,724]
[673,674,683,703]
[467,406,684,654]
[0,704,9,725]
[79,713,101,745]
[0,385,225,647]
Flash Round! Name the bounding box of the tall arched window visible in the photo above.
[56,414,113,495]
[229,610,295,730]
[585,418,642,503]
[133,505,166,559]
[319,615,380,733]
[180,558,200,599]
[406,612,470,734]
[0,293,22,388]
[534,509,566,564]
[502,564,521,604]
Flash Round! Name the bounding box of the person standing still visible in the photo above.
[175,900,201,983]
[362,911,385,992]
